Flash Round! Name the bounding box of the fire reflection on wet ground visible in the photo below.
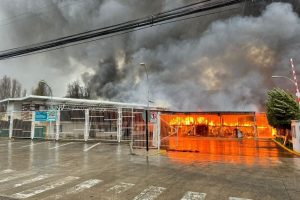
[165,138,295,167]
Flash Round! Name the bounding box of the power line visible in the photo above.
[0,0,248,60]
[6,5,242,60]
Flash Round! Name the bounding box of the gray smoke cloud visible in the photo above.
[0,0,300,111]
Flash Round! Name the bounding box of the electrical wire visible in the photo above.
[0,0,247,60]
[1,5,243,61]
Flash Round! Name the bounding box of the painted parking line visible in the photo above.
[0,169,15,175]
[14,174,53,188]
[107,182,135,194]
[11,176,80,199]
[43,179,102,200]
[20,142,49,148]
[133,186,166,200]
[83,143,101,152]
[9,141,30,144]
[49,142,74,149]
[229,197,252,200]
[181,191,207,200]
[0,171,35,183]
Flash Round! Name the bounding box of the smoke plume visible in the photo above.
[0,0,300,111]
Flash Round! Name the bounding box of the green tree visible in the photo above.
[266,88,300,130]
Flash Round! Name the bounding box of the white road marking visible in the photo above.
[11,176,80,199]
[229,198,252,200]
[20,142,48,148]
[49,142,74,149]
[0,171,35,183]
[0,169,15,175]
[14,174,53,188]
[181,191,207,200]
[107,182,135,194]
[43,179,102,200]
[9,141,29,144]
[133,186,166,200]
[83,143,101,152]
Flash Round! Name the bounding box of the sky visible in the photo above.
[0,0,300,111]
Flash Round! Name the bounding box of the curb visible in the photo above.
[272,139,300,156]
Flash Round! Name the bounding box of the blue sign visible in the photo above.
[47,111,57,122]
[35,111,57,122]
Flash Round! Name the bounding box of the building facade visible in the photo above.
[0,96,274,150]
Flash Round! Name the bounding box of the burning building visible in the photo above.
[160,111,274,138]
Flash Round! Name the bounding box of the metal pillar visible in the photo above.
[31,111,35,140]
[117,108,122,143]
[131,108,134,142]
[84,109,89,141]
[157,112,161,150]
[145,110,149,151]
[9,112,14,139]
[55,109,60,141]
[219,114,223,137]
[253,113,258,138]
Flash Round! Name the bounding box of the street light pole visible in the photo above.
[39,80,53,109]
[140,63,149,152]
[271,75,295,85]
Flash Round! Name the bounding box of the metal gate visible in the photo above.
[89,109,118,141]
[122,108,160,149]
[12,111,32,139]
[0,112,9,137]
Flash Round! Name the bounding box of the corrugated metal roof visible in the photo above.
[0,95,167,110]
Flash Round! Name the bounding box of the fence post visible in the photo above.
[117,108,122,143]
[9,111,14,139]
[84,109,89,142]
[157,112,161,150]
[55,109,60,141]
[31,111,35,140]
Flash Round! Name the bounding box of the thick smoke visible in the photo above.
[0,0,300,111]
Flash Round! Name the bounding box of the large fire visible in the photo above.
[161,112,274,138]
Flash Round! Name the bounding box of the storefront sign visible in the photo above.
[35,111,57,122]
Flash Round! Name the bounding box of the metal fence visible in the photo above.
[0,109,161,150]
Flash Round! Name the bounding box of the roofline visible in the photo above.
[161,111,258,114]
[0,95,167,110]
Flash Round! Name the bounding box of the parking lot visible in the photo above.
[0,138,299,200]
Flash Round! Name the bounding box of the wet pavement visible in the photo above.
[0,138,299,200]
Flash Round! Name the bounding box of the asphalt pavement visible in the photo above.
[0,138,299,200]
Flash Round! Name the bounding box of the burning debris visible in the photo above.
[161,112,274,138]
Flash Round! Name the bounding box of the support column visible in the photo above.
[157,112,161,150]
[253,113,258,138]
[9,112,14,139]
[84,109,89,142]
[117,108,122,143]
[220,113,223,137]
[31,111,35,140]
[131,108,134,142]
[55,110,60,141]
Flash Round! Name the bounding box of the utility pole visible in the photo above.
[290,58,300,108]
